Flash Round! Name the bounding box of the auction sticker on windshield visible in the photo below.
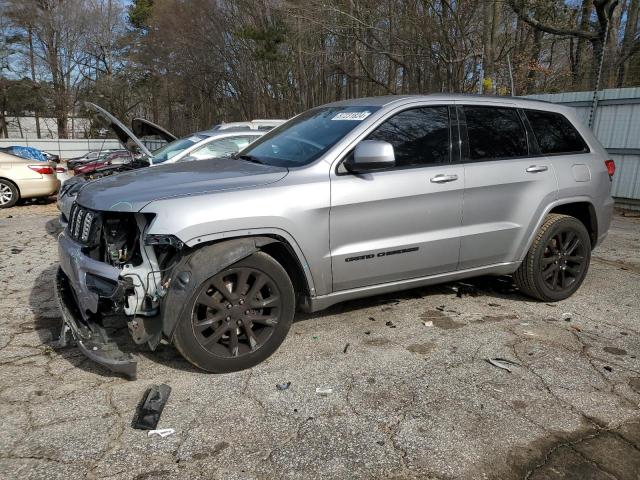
[332,111,371,121]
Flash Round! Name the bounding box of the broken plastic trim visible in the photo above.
[144,234,184,249]
[55,267,137,379]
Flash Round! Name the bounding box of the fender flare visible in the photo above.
[160,236,277,339]
[517,196,596,261]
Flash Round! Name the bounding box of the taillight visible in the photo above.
[604,159,615,178]
[28,165,55,175]
[55,167,66,173]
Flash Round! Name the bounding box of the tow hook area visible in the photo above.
[55,267,137,379]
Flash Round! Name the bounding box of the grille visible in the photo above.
[68,202,99,244]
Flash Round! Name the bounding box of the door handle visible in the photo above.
[430,174,458,183]
[526,165,548,173]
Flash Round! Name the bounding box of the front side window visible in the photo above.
[239,106,381,167]
[151,135,208,164]
[525,110,589,155]
[366,106,450,167]
[190,136,258,160]
[464,106,528,160]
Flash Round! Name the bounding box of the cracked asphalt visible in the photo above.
[1,201,640,479]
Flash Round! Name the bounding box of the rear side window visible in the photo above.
[366,106,450,167]
[463,106,528,160]
[525,110,589,155]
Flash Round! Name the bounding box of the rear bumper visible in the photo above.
[56,230,136,378]
[19,176,60,197]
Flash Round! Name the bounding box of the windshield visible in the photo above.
[151,134,208,164]
[239,106,380,167]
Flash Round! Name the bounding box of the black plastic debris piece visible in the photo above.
[276,382,291,391]
[343,343,350,354]
[486,358,520,373]
[436,305,446,312]
[10,248,22,254]
[456,284,479,298]
[368,316,376,321]
[376,440,385,446]
[488,303,500,307]
[385,321,396,328]
[132,384,171,430]
[604,366,613,372]
[364,331,371,335]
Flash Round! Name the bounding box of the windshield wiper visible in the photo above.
[234,154,264,165]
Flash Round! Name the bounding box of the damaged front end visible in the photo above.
[55,202,184,378]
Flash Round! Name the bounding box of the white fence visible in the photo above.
[0,138,166,160]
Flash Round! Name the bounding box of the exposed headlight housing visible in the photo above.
[81,211,94,242]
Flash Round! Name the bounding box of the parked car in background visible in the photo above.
[55,165,73,184]
[210,119,285,131]
[57,104,267,225]
[0,146,49,163]
[67,149,120,170]
[42,151,60,163]
[55,94,614,377]
[72,150,133,175]
[0,151,60,208]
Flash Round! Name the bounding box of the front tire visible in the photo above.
[514,214,591,302]
[173,251,295,373]
[0,179,19,208]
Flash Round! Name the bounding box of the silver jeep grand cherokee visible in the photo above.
[56,95,614,377]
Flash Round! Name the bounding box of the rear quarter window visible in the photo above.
[525,110,589,155]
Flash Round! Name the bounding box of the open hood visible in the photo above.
[132,118,177,143]
[86,103,176,159]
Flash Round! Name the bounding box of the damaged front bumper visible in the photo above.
[55,230,137,378]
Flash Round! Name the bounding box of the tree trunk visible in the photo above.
[617,0,639,86]
[572,0,592,88]
[27,26,41,139]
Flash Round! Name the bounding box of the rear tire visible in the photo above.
[0,179,19,208]
[173,251,295,373]
[514,214,591,302]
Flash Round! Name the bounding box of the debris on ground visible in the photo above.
[385,321,396,328]
[604,366,613,372]
[343,343,350,354]
[562,313,572,322]
[488,303,501,307]
[276,382,291,391]
[423,321,433,327]
[316,387,334,395]
[454,283,480,298]
[570,325,582,332]
[147,428,175,438]
[132,384,172,430]
[436,305,446,312]
[10,248,22,254]
[312,335,319,340]
[368,316,376,321]
[486,358,520,373]
[364,331,371,335]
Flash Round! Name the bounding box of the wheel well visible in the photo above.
[0,177,20,196]
[549,202,597,246]
[259,240,310,300]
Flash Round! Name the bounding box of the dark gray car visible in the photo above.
[55,94,614,378]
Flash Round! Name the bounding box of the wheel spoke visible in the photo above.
[241,318,259,350]
[560,269,566,288]
[562,232,575,251]
[543,264,557,280]
[566,265,581,275]
[566,255,584,263]
[236,270,251,296]
[551,269,559,289]
[565,237,581,255]
[201,323,230,346]
[211,278,237,303]
[246,273,267,301]
[250,295,280,309]
[197,290,220,309]
[247,313,278,326]
[229,329,239,356]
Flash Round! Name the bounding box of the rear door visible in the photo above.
[330,105,464,291]
[457,102,558,269]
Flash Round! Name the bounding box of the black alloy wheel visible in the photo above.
[191,266,282,358]
[173,251,295,373]
[514,213,592,301]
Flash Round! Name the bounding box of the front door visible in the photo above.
[329,105,464,292]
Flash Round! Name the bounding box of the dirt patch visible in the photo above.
[603,346,627,356]
[432,317,465,330]
[629,377,640,394]
[407,342,435,355]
